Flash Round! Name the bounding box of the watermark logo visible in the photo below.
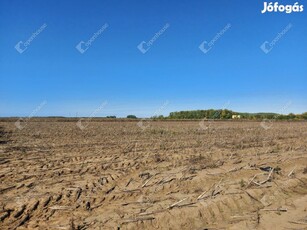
[76,23,109,54]
[137,100,169,130]
[199,41,211,54]
[261,2,304,14]
[260,41,271,54]
[260,118,274,130]
[15,101,47,130]
[15,41,27,54]
[15,23,47,54]
[137,119,151,131]
[260,23,292,54]
[137,23,170,54]
[199,23,231,54]
[76,101,108,130]
[199,101,230,130]
[260,101,292,130]
[199,119,213,131]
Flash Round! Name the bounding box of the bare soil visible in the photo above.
[0,120,306,229]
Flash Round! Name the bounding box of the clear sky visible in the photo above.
[0,0,306,117]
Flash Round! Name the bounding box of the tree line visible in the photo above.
[161,109,307,120]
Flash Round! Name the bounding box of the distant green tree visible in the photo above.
[288,113,296,119]
[127,115,137,119]
[151,115,165,120]
[301,112,307,119]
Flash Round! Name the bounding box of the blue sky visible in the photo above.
[0,0,306,117]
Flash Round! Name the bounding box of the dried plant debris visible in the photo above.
[0,120,306,229]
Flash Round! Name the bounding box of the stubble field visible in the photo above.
[0,120,307,229]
